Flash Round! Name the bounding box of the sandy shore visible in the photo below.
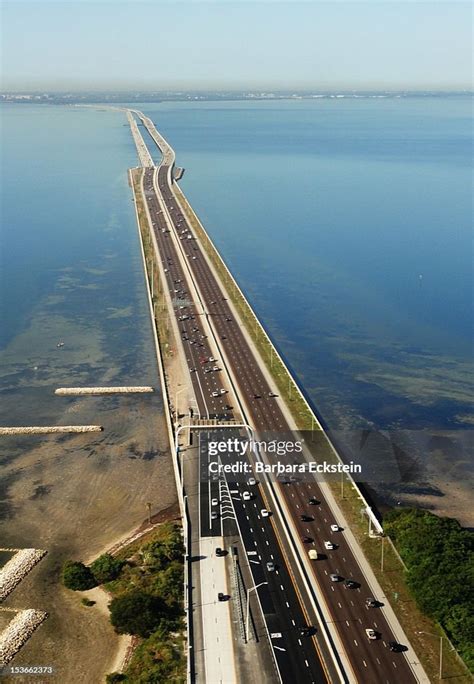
[0,397,178,683]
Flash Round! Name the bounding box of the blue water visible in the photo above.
[0,98,472,456]
[135,98,473,431]
[0,104,159,426]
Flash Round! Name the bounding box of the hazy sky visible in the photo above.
[1,1,472,91]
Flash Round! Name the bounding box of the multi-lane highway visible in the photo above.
[133,112,423,684]
[142,166,330,683]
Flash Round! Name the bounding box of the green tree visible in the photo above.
[109,591,168,638]
[62,560,97,591]
[90,554,124,584]
[106,674,126,683]
[384,508,474,672]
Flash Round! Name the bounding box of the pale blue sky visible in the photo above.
[1,1,472,91]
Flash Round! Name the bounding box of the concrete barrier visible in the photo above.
[0,549,47,601]
[0,426,103,435]
[55,387,154,395]
[0,610,48,666]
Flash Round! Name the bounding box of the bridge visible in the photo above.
[126,109,429,684]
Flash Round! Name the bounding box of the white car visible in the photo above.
[219,388,226,395]
[211,498,218,506]
[261,509,270,517]
[242,492,251,501]
[211,391,219,397]
[330,524,340,532]
[324,541,336,550]
[209,357,217,362]
[211,511,218,520]
[247,477,256,486]
[365,628,378,641]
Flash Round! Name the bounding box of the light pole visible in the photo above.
[416,631,444,679]
[245,581,267,643]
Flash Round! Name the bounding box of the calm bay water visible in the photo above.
[0,104,160,428]
[138,98,473,432]
[0,98,472,518]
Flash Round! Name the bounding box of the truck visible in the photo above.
[308,549,319,560]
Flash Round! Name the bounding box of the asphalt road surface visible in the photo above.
[141,163,417,684]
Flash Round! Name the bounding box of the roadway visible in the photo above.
[136,114,421,683]
[143,166,329,683]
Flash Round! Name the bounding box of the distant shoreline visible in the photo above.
[1,89,473,106]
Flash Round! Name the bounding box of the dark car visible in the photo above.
[253,394,262,399]
[388,641,404,652]
[308,497,320,505]
[365,598,378,608]
[299,626,313,637]
[218,592,226,602]
[215,547,225,557]
[300,515,314,522]
[344,579,359,589]
[301,536,313,544]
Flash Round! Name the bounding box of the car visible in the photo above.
[365,628,378,641]
[225,317,232,322]
[224,404,233,411]
[301,536,313,544]
[299,625,313,637]
[388,641,403,652]
[211,498,218,506]
[266,561,275,572]
[309,497,320,505]
[242,491,251,501]
[211,511,218,520]
[261,509,270,517]
[365,598,378,608]
[330,574,341,582]
[330,524,340,532]
[324,541,336,550]
[268,392,278,398]
[247,477,256,485]
[212,366,220,371]
[219,388,226,395]
[209,357,217,362]
[215,547,225,557]
[300,514,314,522]
[344,579,359,589]
[211,391,219,397]
[253,394,262,399]
[218,592,226,602]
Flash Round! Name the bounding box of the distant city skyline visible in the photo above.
[2,1,472,92]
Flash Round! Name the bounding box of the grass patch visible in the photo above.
[105,521,186,683]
